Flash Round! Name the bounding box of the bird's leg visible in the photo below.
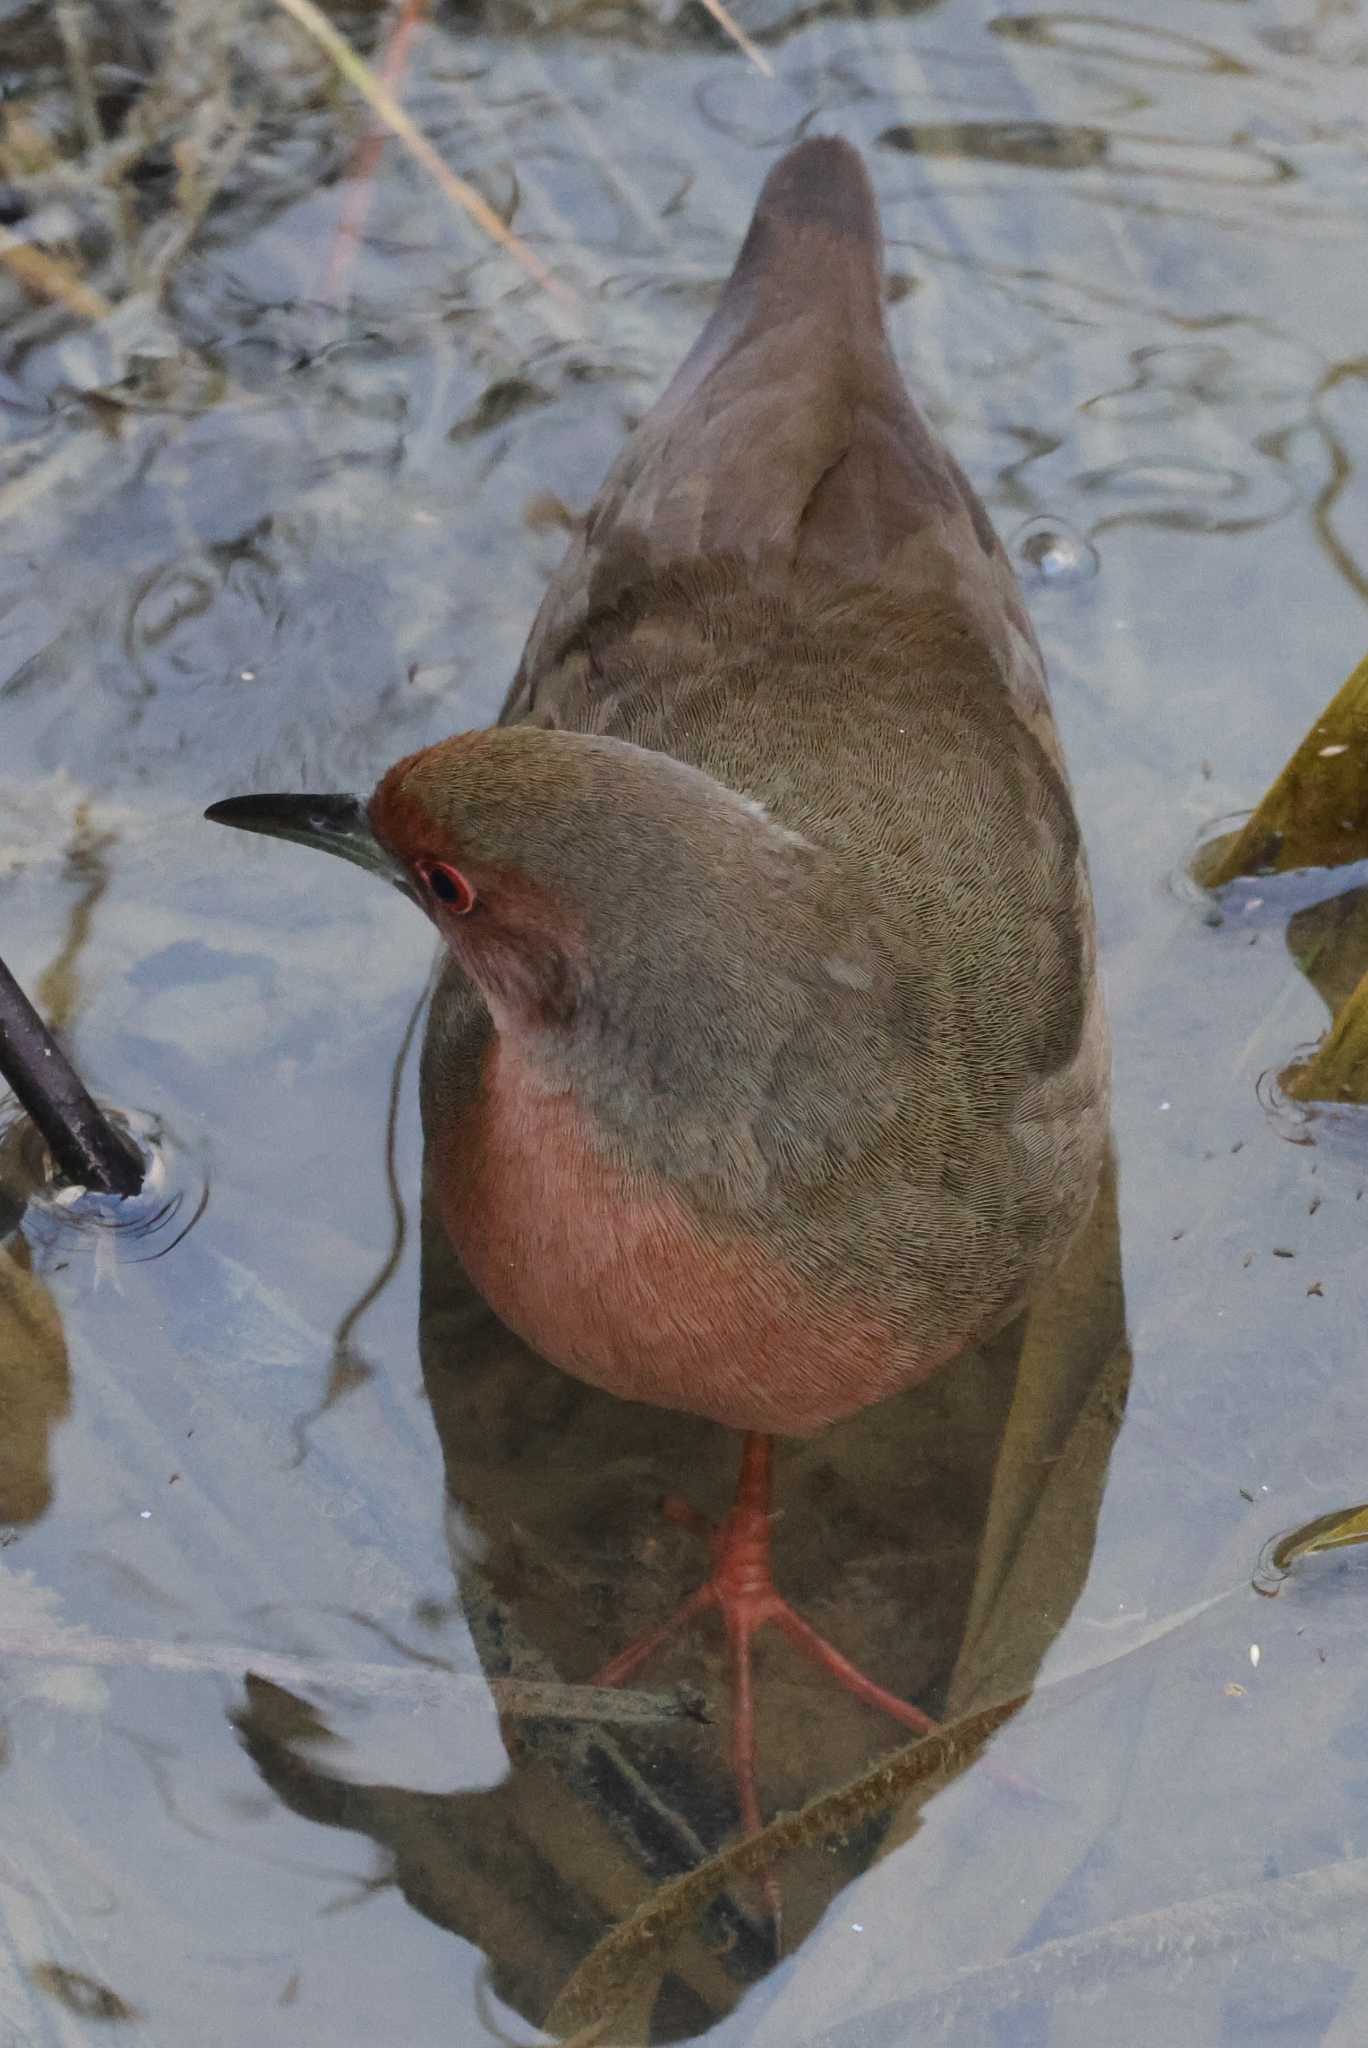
[709,1432,787,1846]
[591,1580,717,1689]
[592,1432,940,1832]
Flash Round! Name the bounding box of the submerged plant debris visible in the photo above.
[1255,1502,1368,1594]
[1196,649,1368,1103]
[1198,650,1368,887]
[29,1960,140,2023]
[1282,975,1368,1104]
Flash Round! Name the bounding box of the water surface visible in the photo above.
[2,0,1367,2040]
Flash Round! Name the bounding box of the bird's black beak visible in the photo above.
[204,793,418,903]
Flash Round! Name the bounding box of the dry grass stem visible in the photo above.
[0,1617,692,1723]
[145,113,254,294]
[694,0,774,75]
[0,223,112,321]
[53,0,104,158]
[270,0,578,309]
[548,1694,1026,2036]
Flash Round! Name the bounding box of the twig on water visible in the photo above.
[0,954,143,1198]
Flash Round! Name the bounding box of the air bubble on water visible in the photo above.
[1010,516,1099,587]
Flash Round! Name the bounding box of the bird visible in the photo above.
[207,135,1109,1845]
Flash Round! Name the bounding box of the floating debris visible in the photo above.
[29,1962,139,2023]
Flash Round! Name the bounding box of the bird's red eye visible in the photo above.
[418,862,476,915]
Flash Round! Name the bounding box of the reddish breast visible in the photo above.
[435,1036,937,1435]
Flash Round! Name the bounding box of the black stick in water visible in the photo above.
[0,954,144,1198]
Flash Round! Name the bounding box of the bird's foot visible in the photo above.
[591,1434,938,1886]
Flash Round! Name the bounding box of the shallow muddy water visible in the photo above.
[2,0,1367,2041]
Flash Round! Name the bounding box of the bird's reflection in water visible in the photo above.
[235,1149,1128,2041]
[0,1228,70,1527]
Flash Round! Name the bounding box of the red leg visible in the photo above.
[723,1581,785,1932]
[591,1432,939,1829]
[592,1581,716,1690]
[773,1605,938,1737]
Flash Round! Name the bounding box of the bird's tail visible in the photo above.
[660,138,886,415]
[729,136,884,322]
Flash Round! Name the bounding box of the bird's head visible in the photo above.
[207,727,867,1169]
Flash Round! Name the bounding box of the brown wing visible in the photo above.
[504,137,1051,751]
